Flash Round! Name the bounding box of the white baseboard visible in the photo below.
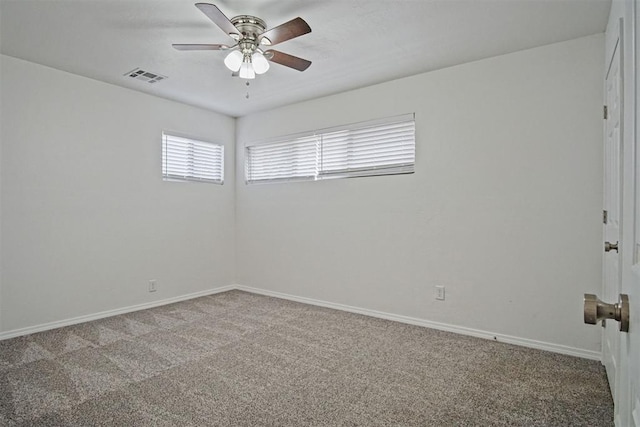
[236,285,601,361]
[0,285,235,341]
[0,283,601,362]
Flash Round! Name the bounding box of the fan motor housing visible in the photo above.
[231,15,266,41]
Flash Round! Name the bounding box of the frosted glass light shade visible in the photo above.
[239,61,255,79]
[224,50,243,72]
[252,52,270,74]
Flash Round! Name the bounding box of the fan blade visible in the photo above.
[265,50,311,71]
[195,3,239,38]
[172,43,229,50]
[259,17,311,46]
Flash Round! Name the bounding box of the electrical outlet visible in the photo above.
[149,280,157,292]
[435,286,445,301]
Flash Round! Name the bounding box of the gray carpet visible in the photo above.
[0,290,613,426]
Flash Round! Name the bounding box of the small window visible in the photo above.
[245,113,415,184]
[245,135,318,183]
[162,133,224,184]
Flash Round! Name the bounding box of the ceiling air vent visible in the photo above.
[124,68,167,84]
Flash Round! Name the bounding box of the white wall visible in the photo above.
[236,35,605,354]
[0,55,236,332]
[0,33,606,357]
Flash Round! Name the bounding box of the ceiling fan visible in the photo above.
[173,3,312,79]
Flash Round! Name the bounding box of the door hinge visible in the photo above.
[604,105,608,120]
[603,210,608,224]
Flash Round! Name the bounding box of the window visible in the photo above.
[162,133,224,184]
[244,135,318,183]
[245,113,415,184]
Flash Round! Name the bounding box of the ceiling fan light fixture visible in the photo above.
[224,50,243,72]
[174,5,312,79]
[239,59,256,79]
[252,51,270,74]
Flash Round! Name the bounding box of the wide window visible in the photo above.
[245,113,415,184]
[162,133,224,184]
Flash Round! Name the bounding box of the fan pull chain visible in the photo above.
[246,81,250,99]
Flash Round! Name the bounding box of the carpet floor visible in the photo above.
[0,290,613,426]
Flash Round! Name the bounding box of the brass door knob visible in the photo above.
[584,293,629,332]
[605,241,619,252]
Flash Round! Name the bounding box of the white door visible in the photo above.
[606,9,639,426]
[602,30,622,411]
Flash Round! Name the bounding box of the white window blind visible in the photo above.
[162,133,224,184]
[245,113,415,183]
[245,135,318,183]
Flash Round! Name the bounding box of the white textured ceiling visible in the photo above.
[0,0,611,117]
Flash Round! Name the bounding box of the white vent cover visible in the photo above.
[124,68,167,84]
